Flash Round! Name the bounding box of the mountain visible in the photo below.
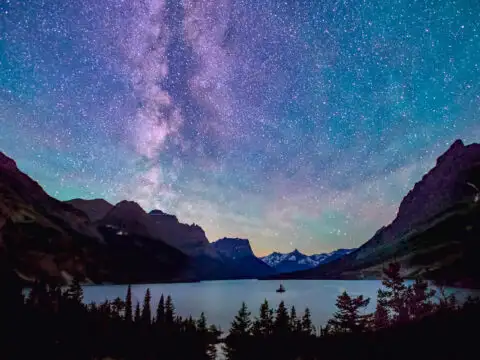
[261,248,355,274]
[67,199,218,260]
[0,151,188,284]
[98,200,154,238]
[272,140,480,287]
[0,151,277,283]
[149,209,219,258]
[65,198,113,222]
[211,237,276,277]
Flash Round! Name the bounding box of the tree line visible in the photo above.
[1,263,479,360]
[222,262,480,359]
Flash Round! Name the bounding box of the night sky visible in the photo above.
[1,0,479,256]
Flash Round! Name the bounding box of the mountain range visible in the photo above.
[271,140,480,288]
[1,139,479,286]
[0,151,289,284]
[261,249,355,274]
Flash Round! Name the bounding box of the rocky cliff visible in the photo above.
[210,237,276,277]
[0,152,188,284]
[272,140,480,286]
[66,198,114,222]
[149,210,219,258]
[211,237,255,259]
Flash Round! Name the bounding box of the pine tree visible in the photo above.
[185,315,197,332]
[434,281,458,311]
[229,302,252,335]
[327,291,371,333]
[273,301,290,335]
[197,312,207,332]
[301,307,315,336]
[252,299,274,337]
[374,302,389,329]
[111,297,125,317]
[408,278,436,320]
[165,295,175,325]
[134,302,141,323]
[156,294,165,325]
[224,302,252,360]
[289,305,302,333]
[125,285,133,322]
[378,262,409,323]
[141,288,152,324]
[207,325,221,360]
[65,276,83,303]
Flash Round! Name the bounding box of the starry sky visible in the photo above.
[1,0,480,256]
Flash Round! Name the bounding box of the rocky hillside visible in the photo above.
[211,237,255,259]
[0,151,276,284]
[66,198,113,222]
[66,200,220,259]
[0,152,189,284]
[272,140,480,287]
[149,210,219,258]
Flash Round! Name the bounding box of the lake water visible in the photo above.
[83,279,477,333]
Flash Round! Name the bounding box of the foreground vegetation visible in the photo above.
[1,263,479,360]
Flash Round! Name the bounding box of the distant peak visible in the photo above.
[211,237,254,258]
[216,237,250,243]
[117,200,138,206]
[68,198,112,205]
[149,209,179,223]
[0,152,18,170]
[436,139,466,165]
[450,139,465,149]
[114,200,145,212]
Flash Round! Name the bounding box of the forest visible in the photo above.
[1,263,479,360]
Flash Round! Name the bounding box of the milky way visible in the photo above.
[1,0,479,255]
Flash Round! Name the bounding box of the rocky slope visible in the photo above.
[272,140,480,286]
[0,152,188,284]
[261,248,355,274]
[0,151,273,283]
[211,237,276,277]
[149,210,219,258]
[66,198,113,222]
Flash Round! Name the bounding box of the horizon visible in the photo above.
[1,0,479,257]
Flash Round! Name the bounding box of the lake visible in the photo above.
[83,279,476,333]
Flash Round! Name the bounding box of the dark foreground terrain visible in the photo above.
[1,262,479,360]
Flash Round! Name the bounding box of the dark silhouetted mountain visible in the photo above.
[261,248,355,274]
[271,140,480,287]
[149,209,219,258]
[98,200,155,238]
[0,151,188,284]
[66,198,113,222]
[211,237,276,277]
[212,237,255,258]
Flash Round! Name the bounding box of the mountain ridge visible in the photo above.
[210,237,276,277]
[269,140,480,287]
[261,248,355,274]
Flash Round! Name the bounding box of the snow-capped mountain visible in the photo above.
[261,248,355,274]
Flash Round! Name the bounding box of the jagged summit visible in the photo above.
[66,198,113,222]
[150,209,177,219]
[393,139,480,239]
[211,237,254,258]
[210,237,276,277]
[261,248,355,274]
[274,140,480,284]
[0,151,18,170]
